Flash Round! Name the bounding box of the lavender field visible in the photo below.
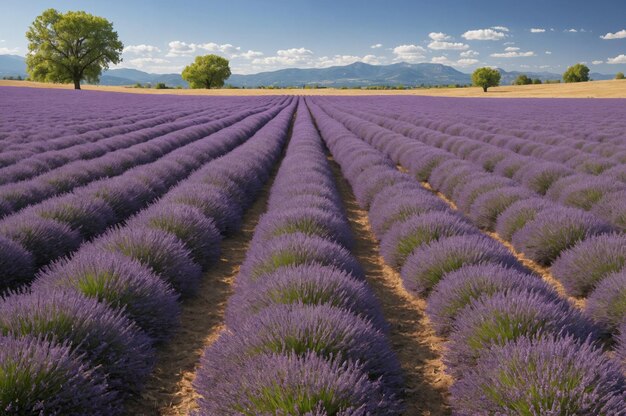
[1,86,626,415]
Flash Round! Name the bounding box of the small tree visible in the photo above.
[532,78,542,84]
[616,72,625,80]
[182,55,231,89]
[26,9,123,90]
[563,63,590,83]
[514,74,532,85]
[472,67,501,92]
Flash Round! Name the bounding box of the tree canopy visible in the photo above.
[26,9,123,90]
[514,74,532,85]
[563,64,590,83]
[616,72,625,80]
[472,67,501,92]
[182,55,231,89]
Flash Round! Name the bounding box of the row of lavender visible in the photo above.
[313,98,626,339]
[194,101,403,414]
[319,98,625,230]
[339,96,626,159]
[0,98,281,216]
[308,99,626,414]
[0,99,251,184]
[0,100,290,291]
[0,98,295,414]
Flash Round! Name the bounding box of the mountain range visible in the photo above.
[0,54,616,88]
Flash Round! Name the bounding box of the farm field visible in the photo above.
[3,78,626,98]
[1,86,626,415]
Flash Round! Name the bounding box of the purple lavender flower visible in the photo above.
[33,249,180,342]
[552,233,626,297]
[587,271,626,333]
[450,335,626,415]
[427,264,559,337]
[0,289,154,394]
[512,207,615,265]
[514,163,574,195]
[381,212,479,269]
[495,197,554,241]
[0,235,35,290]
[468,187,535,231]
[401,235,525,296]
[0,335,120,415]
[194,351,402,415]
[455,176,515,214]
[592,190,626,231]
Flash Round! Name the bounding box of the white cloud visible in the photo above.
[166,41,196,57]
[0,46,19,54]
[592,60,604,65]
[492,26,509,32]
[490,50,536,58]
[431,56,478,67]
[460,50,479,57]
[607,54,626,64]
[503,41,515,45]
[538,65,550,69]
[370,43,383,49]
[252,47,313,66]
[545,51,552,55]
[316,54,382,67]
[504,46,520,51]
[235,50,264,59]
[428,40,469,50]
[127,57,169,68]
[601,29,626,40]
[530,28,546,33]
[165,41,260,59]
[566,28,578,33]
[123,44,161,55]
[392,44,426,62]
[462,28,507,40]
[428,32,451,41]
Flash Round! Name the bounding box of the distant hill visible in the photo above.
[0,54,616,87]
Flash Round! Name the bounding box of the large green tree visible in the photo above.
[472,67,501,92]
[514,74,532,85]
[563,63,590,83]
[182,55,231,89]
[26,9,123,90]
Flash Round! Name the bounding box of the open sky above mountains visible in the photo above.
[1,0,626,74]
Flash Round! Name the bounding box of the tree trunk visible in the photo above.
[483,86,488,92]
[73,78,81,90]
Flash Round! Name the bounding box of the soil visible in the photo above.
[328,156,452,416]
[124,168,276,416]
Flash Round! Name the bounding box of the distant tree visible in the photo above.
[514,74,532,85]
[532,78,542,84]
[472,67,501,92]
[182,55,231,89]
[616,72,625,80]
[26,9,123,90]
[154,82,168,89]
[563,63,590,83]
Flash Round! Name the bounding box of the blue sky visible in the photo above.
[1,0,626,74]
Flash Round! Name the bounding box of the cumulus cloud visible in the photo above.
[530,28,546,33]
[462,28,507,40]
[428,32,451,41]
[601,29,626,40]
[430,56,478,67]
[592,60,604,65]
[492,26,509,32]
[566,28,578,33]
[607,54,626,64]
[0,46,19,54]
[428,40,469,50]
[504,46,520,51]
[123,44,161,55]
[166,41,261,59]
[236,50,264,59]
[490,50,536,58]
[127,57,169,68]
[545,51,552,55]
[252,47,313,66]
[392,44,426,62]
[460,50,479,57]
[370,43,383,49]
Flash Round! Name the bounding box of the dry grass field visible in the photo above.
[2,78,626,98]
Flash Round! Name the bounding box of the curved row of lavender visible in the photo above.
[311,98,626,340]
[317,98,626,230]
[307,98,626,414]
[194,100,404,415]
[0,96,296,414]
[0,97,283,217]
[0,99,259,184]
[0,99,292,291]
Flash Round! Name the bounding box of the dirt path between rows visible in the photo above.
[327,156,452,416]
[125,168,278,416]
